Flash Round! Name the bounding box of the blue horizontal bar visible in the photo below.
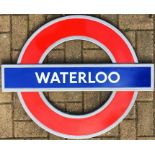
[2,64,153,92]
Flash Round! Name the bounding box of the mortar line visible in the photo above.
[28,14,31,37]
[136,100,154,103]
[49,101,82,104]
[117,14,119,28]
[0,102,13,105]
[0,32,10,34]
[137,135,155,138]
[26,15,30,39]
[124,118,136,121]
[45,14,49,22]
[52,48,65,51]
[95,136,120,139]
[120,29,154,32]
[83,48,101,50]
[14,120,33,122]
[1,137,49,140]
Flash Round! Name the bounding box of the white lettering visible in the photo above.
[50,72,61,83]
[96,72,107,83]
[35,72,50,84]
[78,72,87,83]
[108,72,120,83]
[35,71,120,84]
[88,72,95,83]
[60,72,68,83]
[70,72,77,83]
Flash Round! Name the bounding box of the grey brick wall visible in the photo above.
[0,15,154,140]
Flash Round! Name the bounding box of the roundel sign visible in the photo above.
[2,16,153,139]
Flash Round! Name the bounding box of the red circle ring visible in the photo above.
[17,15,138,139]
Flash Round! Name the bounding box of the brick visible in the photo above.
[0,33,10,64]
[13,95,30,120]
[137,102,154,136]
[11,50,20,63]
[137,31,153,62]
[88,137,101,140]
[101,126,119,137]
[52,102,66,112]
[124,31,136,48]
[91,14,101,18]
[65,40,82,63]
[137,92,153,101]
[0,16,10,32]
[44,92,49,97]
[49,134,65,140]
[66,102,83,114]
[100,14,118,26]
[83,41,100,49]
[120,120,136,140]
[42,55,48,63]
[126,104,136,119]
[96,137,119,140]
[53,43,65,50]
[29,15,46,33]
[12,16,28,50]
[89,137,118,140]
[100,91,112,103]
[119,15,153,30]
[0,104,12,138]
[137,137,155,140]
[0,92,12,103]
[46,14,62,21]
[0,14,155,140]
[14,121,48,138]
[83,50,111,63]
[48,50,65,63]
[84,92,100,113]
[49,92,82,102]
